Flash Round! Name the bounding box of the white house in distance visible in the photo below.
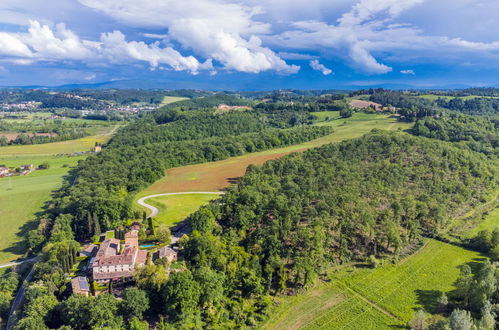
[92,230,147,283]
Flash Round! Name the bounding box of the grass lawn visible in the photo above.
[0,127,116,264]
[141,194,222,227]
[161,96,189,105]
[260,239,485,329]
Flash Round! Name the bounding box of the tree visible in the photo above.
[156,224,171,244]
[161,271,201,321]
[454,265,474,308]
[191,207,216,233]
[128,317,149,330]
[477,301,495,330]
[120,288,149,320]
[409,310,428,330]
[88,294,123,329]
[437,293,449,313]
[340,108,353,118]
[38,162,50,170]
[449,309,474,330]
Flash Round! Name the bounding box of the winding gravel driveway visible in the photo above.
[137,192,225,218]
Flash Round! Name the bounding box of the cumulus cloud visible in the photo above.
[99,31,212,74]
[0,32,33,57]
[78,0,299,74]
[0,21,212,74]
[310,60,332,75]
[400,69,415,75]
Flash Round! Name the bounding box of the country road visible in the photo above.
[137,192,225,218]
[0,257,37,269]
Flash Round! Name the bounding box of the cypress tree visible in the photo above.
[93,212,101,237]
[87,213,93,236]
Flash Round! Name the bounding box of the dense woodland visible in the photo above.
[413,114,498,157]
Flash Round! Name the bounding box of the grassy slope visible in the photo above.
[462,207,499,239]
[133,112,413,226]
[261,239,485,330]
[0,126,116,264]
[161,96,189,105]
[145,194,222,227]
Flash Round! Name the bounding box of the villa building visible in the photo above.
[92,231,147,283]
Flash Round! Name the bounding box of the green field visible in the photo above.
[462,207,499,239]
[161,96,189,105]
[0,125,117,156]
[141,194,222,227]
[418,94,499,101]
[0,126,116,264]
[261,239,485,329]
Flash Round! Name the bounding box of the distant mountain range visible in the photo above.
[0,79,488,91]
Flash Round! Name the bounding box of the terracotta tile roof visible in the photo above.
[136,250,148,265]
[96,238,120,258]
[93,270,133,280]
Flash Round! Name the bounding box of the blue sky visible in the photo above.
[0,0,499,90]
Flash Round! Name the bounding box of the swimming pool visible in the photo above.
[140,244,156,248]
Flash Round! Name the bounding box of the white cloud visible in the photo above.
[78,0,299,74]
[309,60,332,75]
[0,32,33,57]
[84,73,96,80]
[400,69,415,75]
[21,21,95,60]
[99,30,212,74]
[0,21,213,74]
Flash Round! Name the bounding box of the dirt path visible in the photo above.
[137,192,225,218]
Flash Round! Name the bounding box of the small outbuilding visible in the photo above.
[71,276,90,296]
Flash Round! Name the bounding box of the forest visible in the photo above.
[413,113,498,156]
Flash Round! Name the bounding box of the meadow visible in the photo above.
[161,96,189,105]
[417,94,499,101]
[142,194,222,227]
[0,125,117,156]
[260,239,485,330]
[0,126,116,264]
[134,112,413,226]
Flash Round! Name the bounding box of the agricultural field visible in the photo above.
[0,125,117,156]
[161,96,189,105]
[417,94,499,101]
[0,126,116,264]
[134,112,413,225]
[260,239,485,330]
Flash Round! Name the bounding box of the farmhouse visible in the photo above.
[71,276,90,296]
[92,231,147,283]
[158,246,177,263]
[0,167,10,177]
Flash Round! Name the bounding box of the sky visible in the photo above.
[0,0,499,90]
